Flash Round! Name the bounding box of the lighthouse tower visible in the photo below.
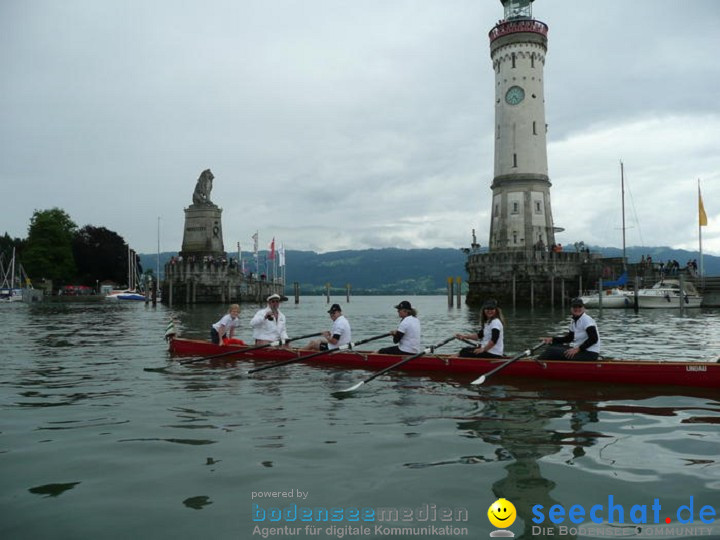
[464,0,616,307]
[489,0,556,252]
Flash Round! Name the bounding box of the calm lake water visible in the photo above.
[1,296,719,540]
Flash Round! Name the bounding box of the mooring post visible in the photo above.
[447,277,454,307]
[579,275,583,299]
[530,279,534,309]
[633,273,639,311]
[294,282,300,304]
[455,276,462,308]
[346,283,351,303]
[679,273,685,313]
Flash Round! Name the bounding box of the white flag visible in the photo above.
[252,231,258,255]
[278,243,286,267]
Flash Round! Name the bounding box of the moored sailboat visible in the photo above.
[105,246,146,301]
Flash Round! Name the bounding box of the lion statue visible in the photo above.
[192,169,215,205]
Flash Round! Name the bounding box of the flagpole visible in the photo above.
[698,178,704,281]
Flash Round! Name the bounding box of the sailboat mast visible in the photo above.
[620,160,626,268]
[10,247,16,291]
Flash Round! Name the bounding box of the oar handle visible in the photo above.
[347,332,393,349]
[430,335,457,352]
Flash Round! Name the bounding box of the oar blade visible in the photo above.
[333,381,365,397]
[144,366,170,373]
[227,370,251,380]
[470,374,486,386]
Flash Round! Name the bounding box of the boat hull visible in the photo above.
[580,291,634,308]
[167,337,720,389]
[0,288,23,302]
[106,291,146,301]
[634,279,703,308]
[635,294,702,308]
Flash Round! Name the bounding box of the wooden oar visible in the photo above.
[234,332,393,378]
[144,332,323,373]
[470,342,546,385]
[334,336,457,396]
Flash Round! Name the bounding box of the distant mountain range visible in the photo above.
[139,246,720,295]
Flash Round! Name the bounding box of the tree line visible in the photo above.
[2,208,140,288]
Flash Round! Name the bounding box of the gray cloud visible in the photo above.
[2,0,718,255]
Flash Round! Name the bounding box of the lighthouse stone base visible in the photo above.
[466,250,622,308]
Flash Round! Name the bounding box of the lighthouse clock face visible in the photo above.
[505,85,525,105]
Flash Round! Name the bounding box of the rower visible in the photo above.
[538,298,601,361]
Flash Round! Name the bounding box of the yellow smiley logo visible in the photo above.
[487,498,517,528]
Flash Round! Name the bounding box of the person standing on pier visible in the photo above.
[250,293,289,345]
[211,304,242,345]
[307,303,352,351]
[455,299,505,358]
[538,298,601,361]
[378,300,421,355]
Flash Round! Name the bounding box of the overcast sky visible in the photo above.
[2,0,719,257]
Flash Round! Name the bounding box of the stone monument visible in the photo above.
[162,169,283,305]
[180,169,225,257]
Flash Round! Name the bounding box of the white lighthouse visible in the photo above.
[488,0,556,252]
[465,0,615,308]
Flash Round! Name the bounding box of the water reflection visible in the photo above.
[459,388,588,539]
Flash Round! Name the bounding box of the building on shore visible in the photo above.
[161,169,282,305]
[466,0,618,307]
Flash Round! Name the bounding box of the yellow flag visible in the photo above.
[699,186,708,227]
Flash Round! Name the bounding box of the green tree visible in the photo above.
[23,208,77,284]
[72,226,129,285]
[0,232,26,260]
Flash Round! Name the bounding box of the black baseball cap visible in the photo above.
[570,297,585,307]
[394,300,412,310]
[482,299,498,310]
[328,303,342,313]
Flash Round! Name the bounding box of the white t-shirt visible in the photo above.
[570,312,600,353]
[329,315,352,350]
[397,315,421,354]
[480,318,504,356]
[212,314,241,339]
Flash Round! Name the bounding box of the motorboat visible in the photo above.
[635,279,702,308]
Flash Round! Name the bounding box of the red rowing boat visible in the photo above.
[167,337,720,389]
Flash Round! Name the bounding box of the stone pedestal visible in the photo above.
[180,204,225,258]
